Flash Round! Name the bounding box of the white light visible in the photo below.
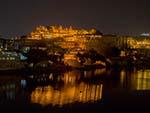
[141,33,150,36]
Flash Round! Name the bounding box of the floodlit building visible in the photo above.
[28,25,102,50]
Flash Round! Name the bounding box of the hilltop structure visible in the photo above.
[0,25,149,69]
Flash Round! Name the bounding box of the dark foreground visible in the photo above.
[0,68,150,113]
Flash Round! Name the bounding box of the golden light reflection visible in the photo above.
[135,70,150,90]
[31,82,103,106]
[63,70,81,85]
[120,70,126,85]
[94,68,106,75]
[130,70,150,90]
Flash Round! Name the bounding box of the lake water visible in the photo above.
[0,68,150,113]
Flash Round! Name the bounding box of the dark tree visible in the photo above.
[76,52,86,64]
[27,49,48,65]
[76,49,107,64]
[109,47,121,57]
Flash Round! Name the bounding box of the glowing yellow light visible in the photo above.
[31,79,103,106]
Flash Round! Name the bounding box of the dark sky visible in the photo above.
[0,0,150,37]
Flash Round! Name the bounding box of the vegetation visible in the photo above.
[76,49,106,64]
[26,43,66,66]
[27,49,48,65]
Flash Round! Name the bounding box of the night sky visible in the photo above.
[0,0,149,37]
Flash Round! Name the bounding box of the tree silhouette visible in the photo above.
[76,49,106,64]
[105,46,121,57]
[27,49,48,65]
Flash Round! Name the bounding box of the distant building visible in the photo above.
[28,25,102,50]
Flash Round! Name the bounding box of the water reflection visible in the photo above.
[31,69,104,106]
[21,79,27,88]
[84,68,106,78]
[132,70,150,90]
[30,69,150,106]
[31,83,103,106]
[0,76,20,101]
[63,70,81,85]
[120,69,150,90]
[0,68,150,111]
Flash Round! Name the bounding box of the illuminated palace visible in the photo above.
[25,26,150,64]
[27,26,103,63]
[127,37,150,49]
[28,25,102,50]
[28,25,150,50]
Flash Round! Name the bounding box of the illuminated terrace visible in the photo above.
[29,25,102,40]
